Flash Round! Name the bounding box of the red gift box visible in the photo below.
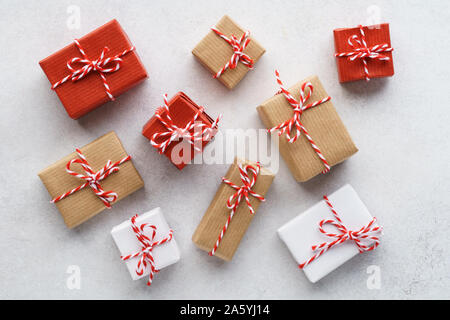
[334,24,394,83]
[142,92,220,170]
[39,19,148,119]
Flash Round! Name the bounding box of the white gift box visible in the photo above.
[111,207,180,281]
[277,184,381,283]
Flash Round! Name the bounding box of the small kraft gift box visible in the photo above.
[192,157,275,261]
[38,131,144,228]
[257,70,358,182]
[39,19,148,119]
[278,184,383,283]
[142,92,221,170]
[111,207,180,286]
[334,24,394,82]
[192,15,266,89]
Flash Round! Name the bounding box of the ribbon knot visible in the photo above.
[51,148,131,208]
[211,27,254,79]
[120,214,174,286]
[299,196,382,269]
[335,25,393,81]
[51,39,135,100]
[269,70,332,173]
[150,94,221,154]
[209,163,265,256]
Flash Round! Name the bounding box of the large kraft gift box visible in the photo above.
[192,158,275,261]
[257,75,358,182]
[142,92,219,170]
[192,15,265,89]
[39,19,148,119]
[334,24,394,82]
[38,131,144,228]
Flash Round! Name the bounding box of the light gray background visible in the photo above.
[1,0,449,299]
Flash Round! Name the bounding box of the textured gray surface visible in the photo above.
[0,0,449,299]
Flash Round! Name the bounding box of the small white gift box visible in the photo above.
[111,207,180,285]
[277,184,382,283]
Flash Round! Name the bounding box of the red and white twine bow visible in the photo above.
[209,163,265,256]
[299,196,382,269]
[335,25,393,81]
[51,39,135,100]
[51,148,131,208]
[120,214,174,286]
[211,26,254,79]
[269,70,331,173]
[150,94,221,154]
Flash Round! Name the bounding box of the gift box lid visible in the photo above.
[277,184,378,283]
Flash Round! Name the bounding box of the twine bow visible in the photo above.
[209,163,265,256]
[120,214,174,286]
[299,196,382,269]
[51,148,131,208]
[211,26,254,79]
[269,70,331,173]
[150,94,221,154]
[51,39,135,100]
[335,25,393,81]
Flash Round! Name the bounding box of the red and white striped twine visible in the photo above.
[150,94,222,154]
[51,39,135,100]
[120,214,174,286]
[209,163,265,256]
[211,26,254,79]
[335,25,393,81]
[269,70,331,174]
[50,148,131,208]
[298,196,382,269]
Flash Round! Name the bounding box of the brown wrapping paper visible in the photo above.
[257,75,358,182]
[38,131,144,228]
[192,158,275,261]
[192,15,265,89]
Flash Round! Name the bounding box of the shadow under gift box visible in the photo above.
[39,19,148,119]
[192,15,265,89]
[257,75,358,182]
[38,131,144,228]
[142,92,217,170]
[192,158,275,261]
[334,23,394,83]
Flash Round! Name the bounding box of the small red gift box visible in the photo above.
[142,92,221,170]
[334,24,394,83]
[39,19,148,119]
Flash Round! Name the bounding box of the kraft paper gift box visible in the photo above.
[142,92,220,170]
[334,24,394,82]
[38,131,144,228]
[111,207,180,284]
[192,157,275,261]
[278,184,383,283]
[192,15,265,89]
[39,19,148,119]
[257,75,358,182]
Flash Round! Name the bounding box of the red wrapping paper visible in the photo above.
[142,92,216,170]
[39,19,148,119]
[334,24,394,83]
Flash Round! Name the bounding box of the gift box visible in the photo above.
[192,157,275,261]
[142,92,221,170]
[257,72,358,182]
[334,24,394,82]
[39,19,148,119]
[278,185,383,283]
[192,15,265,89]
[111,207,180,286]
[38,131,144,228]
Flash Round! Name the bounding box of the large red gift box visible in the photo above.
[334,24,394,83]
[39,19,148,119]
[142,92,220,170]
